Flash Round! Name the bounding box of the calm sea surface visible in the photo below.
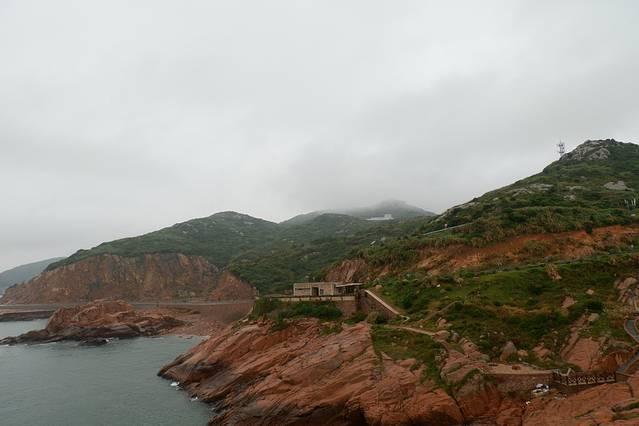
[0,320,210,425]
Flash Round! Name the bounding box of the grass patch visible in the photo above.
[371,326,444,385]
[278,301,343,321]
[375,254,639,361]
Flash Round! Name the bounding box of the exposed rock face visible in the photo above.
[560,315,606,371]
[209,271,255,301]
[159,320,463,425]
[616,276,639,311]
[0,254,254,304]
[604,180,631,191]
[562,336,603,371]
[325,258,369,283]
[523,376,639,425]
[0,300,184,345]
[560,139,614,162]
[325,226,639,282]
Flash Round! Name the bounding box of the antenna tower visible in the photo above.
[557,141,566,157]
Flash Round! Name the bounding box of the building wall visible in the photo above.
[357,291,399,320]
[293,282,338,296]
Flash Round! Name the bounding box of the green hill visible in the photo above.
[43,140,639,298]
[228,213,432,293]
[47,209,434,294]
[0,257,64,295]
[345,139,639,369]
[48,212,281,271]
[436,139,639,241]
[282,200,435,226]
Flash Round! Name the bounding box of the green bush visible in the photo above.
[252,298,282,317]
[586,300,604,313]
[279,301,342,321]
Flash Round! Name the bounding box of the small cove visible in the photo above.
[0,320,209,425]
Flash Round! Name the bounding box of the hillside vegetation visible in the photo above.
[282,200,435,226]
[47,205,434,294]
[37,140,639,304]
[335,139,639,370]
[354,140,639,268]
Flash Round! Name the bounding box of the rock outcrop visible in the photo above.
[0,253,254,304]
[0,300,184,345]
[523,376,639,425]
[209,271,255,301]
[325,258,370,283]
[159,320,463,425]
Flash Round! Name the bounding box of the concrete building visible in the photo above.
[293,282,362,297]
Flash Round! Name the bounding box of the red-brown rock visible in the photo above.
[159,320,464,425]
[0,254,255,304]
[0,300,184,345]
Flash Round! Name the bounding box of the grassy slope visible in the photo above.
[47,209,436,294]
[343,140,639,368]
[355,140,639,269]
[48,212,281,270]
[440,139,639,236]
[229,214,433,293]
[376,252,639,363]
[283,200,435,226]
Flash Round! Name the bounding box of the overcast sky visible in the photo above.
[1,1,639,271]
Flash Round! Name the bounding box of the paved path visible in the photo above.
[389,325,434,336]
[617,318,639,375]
[422,223,469,236]
[363,290,402,317]
[624,318,639,343]
[0,300,255,317]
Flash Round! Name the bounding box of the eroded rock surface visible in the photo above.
[522,377,639,425]
[0,253,254,304]
[0,300,184,345]
[159,320,463,425]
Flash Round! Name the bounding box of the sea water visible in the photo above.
[0,320,210,425]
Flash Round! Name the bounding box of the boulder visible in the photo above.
[561,296,576,310]
[545,264,561,281]
[499,341,518,362]
[434,330,451,342]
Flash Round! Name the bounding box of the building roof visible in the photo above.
[335,283,363,288]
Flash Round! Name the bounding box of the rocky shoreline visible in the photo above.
[0,300,185,345]
[159,319,464,425]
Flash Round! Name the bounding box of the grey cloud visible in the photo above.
[1,1,639,270]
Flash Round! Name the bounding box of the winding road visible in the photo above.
[617,318,639,375]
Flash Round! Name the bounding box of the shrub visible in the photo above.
[280,301,342,321]
[586,300,604,313]
[252,298,282,317]
[345,311,367,324]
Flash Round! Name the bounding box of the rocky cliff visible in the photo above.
[0,253,254,304]
[159,320,464,425]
